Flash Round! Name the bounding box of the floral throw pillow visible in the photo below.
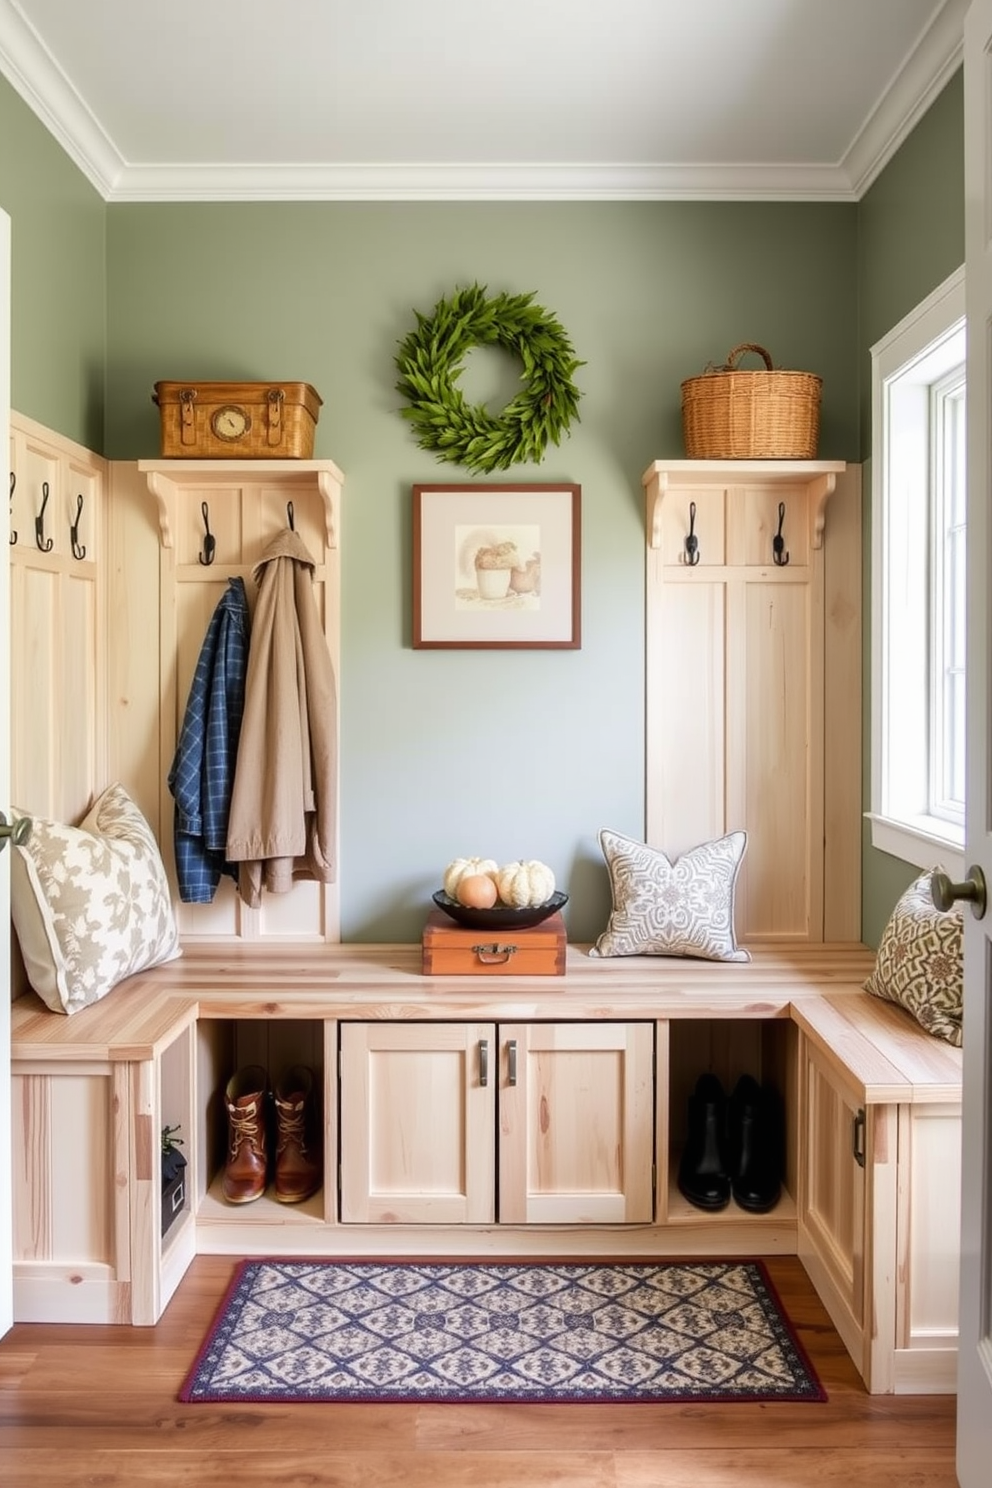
[10,782,181,1016]
[590,828,750,963]
[864,871,963,1046]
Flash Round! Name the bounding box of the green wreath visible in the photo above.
[395,283,583,475]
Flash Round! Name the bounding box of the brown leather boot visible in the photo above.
[273,1064,321,1204]
[222,1066,269,1204]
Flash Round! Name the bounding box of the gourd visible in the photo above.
[496,859,556,908]
[443,857,498,897]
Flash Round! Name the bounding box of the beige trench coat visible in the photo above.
[226,528,337,908]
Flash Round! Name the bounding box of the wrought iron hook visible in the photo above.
[684,501,700,566]
[773,501,790,566]
[198,501,215,566]
[35,481,53,552]
[9,471,16,545]
[70,493,86,560]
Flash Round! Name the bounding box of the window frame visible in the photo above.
[868,265,966,881]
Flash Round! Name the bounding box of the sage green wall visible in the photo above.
[857,69,965,947]
[105,201,859,940]
[0,76,105,451]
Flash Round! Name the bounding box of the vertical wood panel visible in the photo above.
[823,464,863,941]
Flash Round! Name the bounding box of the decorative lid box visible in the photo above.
[422,910,566,976]
[152,380,322,459]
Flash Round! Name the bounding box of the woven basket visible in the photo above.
[681,344,821,459]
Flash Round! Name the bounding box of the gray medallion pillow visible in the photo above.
[10,782,181,1015]
[590,828,750,962]
[864,870,963,1046]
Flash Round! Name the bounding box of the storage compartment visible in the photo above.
[422,910,566,975]
[152,381,322,458]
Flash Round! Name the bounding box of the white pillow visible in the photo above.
[590,828,750,963]
[10,782,181,1015]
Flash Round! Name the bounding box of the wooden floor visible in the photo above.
[0,1255,958,1487]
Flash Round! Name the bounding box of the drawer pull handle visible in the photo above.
[852,1108,866,1169]
[479,1039,489,1087]
[507,1039,518,1086]
[473,943,517,965]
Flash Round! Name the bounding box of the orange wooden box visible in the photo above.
[152,380,322,459]
[422,911,566,976]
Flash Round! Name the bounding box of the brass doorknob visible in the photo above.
[931,865,987,919]
[0,810,31,850]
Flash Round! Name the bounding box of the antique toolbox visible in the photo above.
[422,910,566,976]
[152,381,322,458]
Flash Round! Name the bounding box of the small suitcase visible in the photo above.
[421,910,566,976]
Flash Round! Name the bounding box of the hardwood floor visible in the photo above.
[0,1255,958,1487]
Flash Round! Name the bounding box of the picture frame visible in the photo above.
[412,483,581,649]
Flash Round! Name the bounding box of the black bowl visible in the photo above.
[432,889,568,931]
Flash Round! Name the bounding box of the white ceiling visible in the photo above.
[0,0,968,202]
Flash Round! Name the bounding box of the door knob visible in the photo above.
[0,810,31,852]
[931,864,987,919]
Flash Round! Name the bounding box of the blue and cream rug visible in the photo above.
[179,1259,825,1404]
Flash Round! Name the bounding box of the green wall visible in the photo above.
[857,69,965,946]
[0,64,966,945]
[0,77,105,450]
[105,200,859,940]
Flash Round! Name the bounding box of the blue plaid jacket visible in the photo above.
[168,577,250,902]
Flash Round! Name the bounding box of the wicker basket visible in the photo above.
[681,344,821,459]
[152,381,322,459]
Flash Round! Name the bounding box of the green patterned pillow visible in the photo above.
[864,871,963,1046]
[590,828,750,963]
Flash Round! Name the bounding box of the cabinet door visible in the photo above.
[498,1022,654,1224]
[339,1022,495,1224]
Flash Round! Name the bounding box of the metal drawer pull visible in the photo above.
[507,1039,518,1086]
[473,943,517,965]
[479,1039,489,1087]
[852,1108,866,1169]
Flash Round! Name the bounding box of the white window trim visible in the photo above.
[868,265,966,882]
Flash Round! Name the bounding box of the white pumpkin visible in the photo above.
[443,857,498,898]
[496,859,556,908]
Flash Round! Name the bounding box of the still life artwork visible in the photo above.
[413,484,580,649]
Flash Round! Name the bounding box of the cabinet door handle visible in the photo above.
[479,1038,489,1087]
[852,1108,866,1168]
[507,1039,517,1086]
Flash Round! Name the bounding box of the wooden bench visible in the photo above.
[10,940,961,1394]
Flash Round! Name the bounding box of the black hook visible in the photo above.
[773,501,790,566]
[35,481,53,552]
[684,501,700,566]
[70,493,86,560]
[286,500,295,531]
[9,471,16,545]
[198,501,215,566]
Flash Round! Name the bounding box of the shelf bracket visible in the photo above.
[145,470,175,548]
[645,469,670,550]
[807,473,836,550]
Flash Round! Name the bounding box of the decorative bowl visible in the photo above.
[431,889,568,931]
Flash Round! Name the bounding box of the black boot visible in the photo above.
[727,1074,782,1213]
[678,1073,731,1211]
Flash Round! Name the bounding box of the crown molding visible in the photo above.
[0,0,966,203]
[842,0,967,197]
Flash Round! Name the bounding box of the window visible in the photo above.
[869,267,966,878]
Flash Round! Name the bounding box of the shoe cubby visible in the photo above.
[663,1016,798,1228]
[195,1017,336,1241]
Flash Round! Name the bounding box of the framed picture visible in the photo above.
[412,483,581,649]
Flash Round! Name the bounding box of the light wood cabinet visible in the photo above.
[339,1021,655,1227]
[643,460,862,943]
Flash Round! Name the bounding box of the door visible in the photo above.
[0,208,11,1336]
[498,1022,654,1224]
[960,0,992,1476]
[338,1022,496,1224]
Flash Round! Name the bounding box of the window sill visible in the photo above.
[865,812,965,881]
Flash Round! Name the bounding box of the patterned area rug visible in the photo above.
[179,1259,825,1404]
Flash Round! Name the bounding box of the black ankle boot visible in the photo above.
[727,1074,783,1213]
[678,1073,731,1211]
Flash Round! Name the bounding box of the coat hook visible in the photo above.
[286,500,295,531]
[69,492,86,560]
[198,501,216,566]
[9,471,16,546]
[35,481,53,552]
[773,501,790,566]
[684,501,700,566]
